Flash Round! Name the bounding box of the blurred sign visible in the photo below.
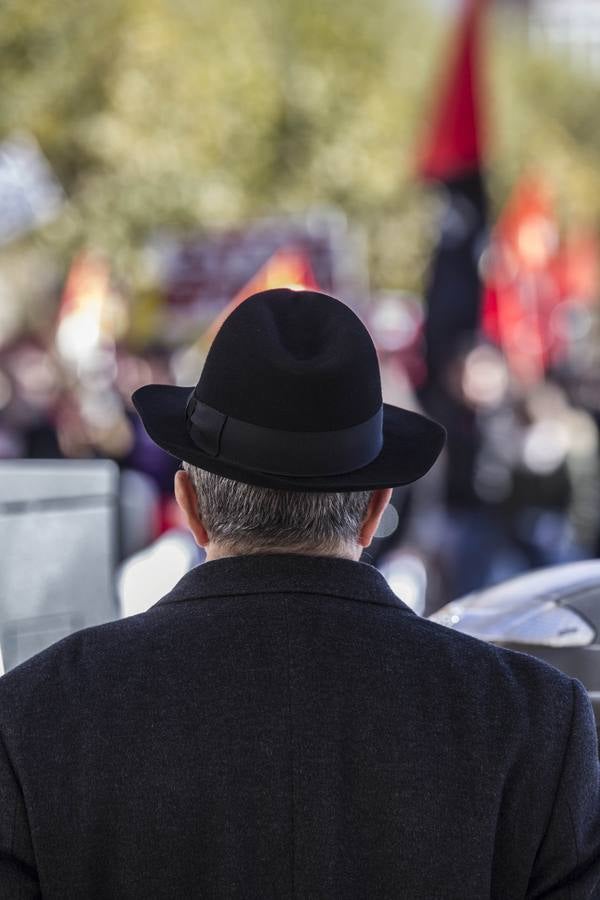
[146,211,369,346]
[0,133,64,246]
[0,460,119,671]
[165,220,332,308]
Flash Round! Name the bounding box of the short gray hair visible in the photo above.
[183,463,373,555]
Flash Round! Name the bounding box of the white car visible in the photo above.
[429,560,600,739]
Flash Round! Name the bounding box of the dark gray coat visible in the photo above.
[1,553,599,898]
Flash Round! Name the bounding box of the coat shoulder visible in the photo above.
[403,613,576,718]
[0,607,167,714]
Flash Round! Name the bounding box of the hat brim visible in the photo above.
[132,384,445,492]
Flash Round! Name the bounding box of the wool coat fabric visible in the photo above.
[0,553,599,899]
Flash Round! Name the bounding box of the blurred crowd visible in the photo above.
[3,276,600,616]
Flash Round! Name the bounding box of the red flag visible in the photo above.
[55,254,116,366]
[416,0,491,510]
[552,232,599,306]
[417,0,488,182]
[482,177,561,384]
[416,0,490,387]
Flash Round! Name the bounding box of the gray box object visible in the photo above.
[0,459,119,672]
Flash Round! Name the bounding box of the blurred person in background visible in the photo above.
[367,291,448,613]
[0,339,63,460]
[0,289,599,898]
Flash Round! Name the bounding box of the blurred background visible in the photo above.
[4,0,600,670]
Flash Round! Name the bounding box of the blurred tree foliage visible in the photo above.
[1,0,600,309]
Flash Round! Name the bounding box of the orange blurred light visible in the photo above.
[202,246,320,348]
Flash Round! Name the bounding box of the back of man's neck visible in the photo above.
[204,544,361,563]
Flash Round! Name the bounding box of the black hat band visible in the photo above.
[185,392,384,478]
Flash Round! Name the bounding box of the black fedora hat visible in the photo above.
[132,289,445,492]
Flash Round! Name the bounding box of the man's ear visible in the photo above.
[174,469,210,548]
[358,488,393,548]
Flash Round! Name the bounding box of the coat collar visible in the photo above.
[154,553,414,613]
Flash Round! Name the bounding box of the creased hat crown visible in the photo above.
[195,289,381,431]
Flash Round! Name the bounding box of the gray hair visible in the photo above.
[183,462,373,555]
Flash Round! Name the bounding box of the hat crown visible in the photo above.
[196,289,382,432]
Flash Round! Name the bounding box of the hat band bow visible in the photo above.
[185,393,384,477]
